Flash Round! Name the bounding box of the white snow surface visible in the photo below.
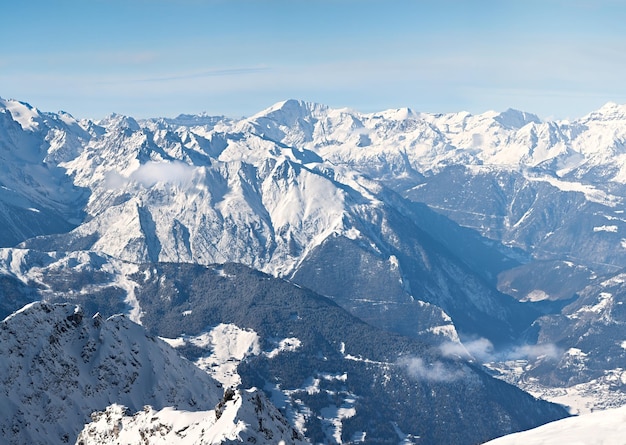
[483,405,626,445]
[1,98,42,131]
[163,323,262,388]
[266,336,302,359]
[162,324,303,390]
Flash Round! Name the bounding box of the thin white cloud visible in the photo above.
[104,161,197,189]
[440,338,563,363]
[104,171,127,190]
[440,337,494,362]
[507,343,563,361]
[398,356,466,382]
[131,161,196,187]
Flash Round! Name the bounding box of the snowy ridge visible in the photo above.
[11,98,539,344]
[9,97,626,272]
[76,389,307,445]
[0,301,221,444]
[0,98,89,246]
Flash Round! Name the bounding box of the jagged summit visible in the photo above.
[0,97,43,132]
[96,112,141,131]
[4,96,626,440]
[372,106,419,121]
[76,389,308,445]
[251,98,329,120]
[5,95,626,343]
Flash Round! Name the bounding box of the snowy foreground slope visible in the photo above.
[0,302,304,445]
[483,405,626,445]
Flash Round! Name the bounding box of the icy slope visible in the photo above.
[7,96,626,266]
[8,96,626,308]
[483,405,626,445]
[240,99,626,272]
[8,96,626,420]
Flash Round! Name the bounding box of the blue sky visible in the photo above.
[2,0,625,120]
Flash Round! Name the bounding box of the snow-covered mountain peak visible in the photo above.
[2,299,78,325]
[11,96,623,443]
[0,300,305,445]
[0,98,42,132]
[97,113,141,132]
[252,98,329,121]
[370,106,418,121]
[240,99,332,147]
[0,301,227,444]
[581,101,626,122]
[76,389,308,445]
[494,108,542,129]
[0,98,88,164]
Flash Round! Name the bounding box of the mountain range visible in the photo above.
[3,95,626,442]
